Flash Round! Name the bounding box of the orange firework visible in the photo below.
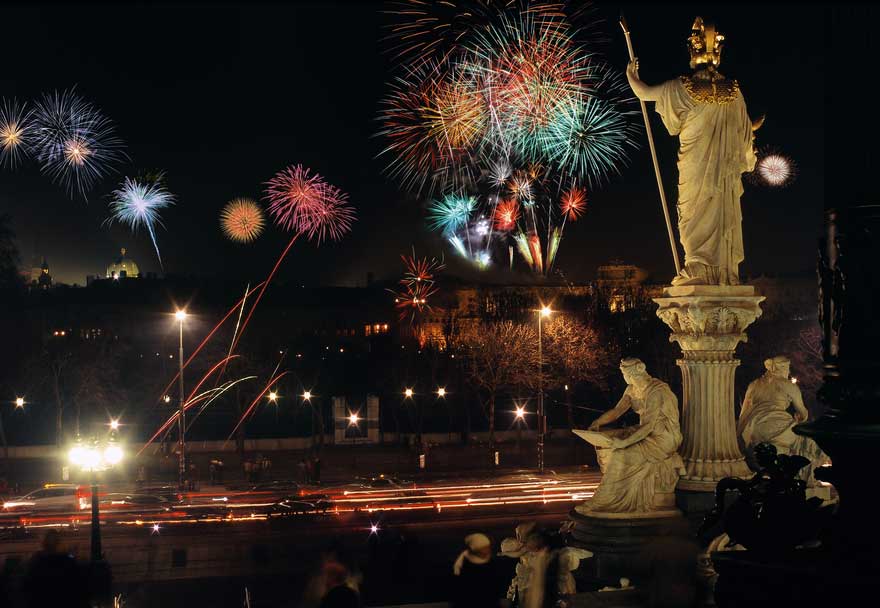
[220,197,265,243]
[493,199,520,231]
[560,186,586,221]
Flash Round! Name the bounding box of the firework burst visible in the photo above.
[427,193,476,233]
[755,151,796,188]
[32,89,126,198]
[264,165,355,242]
[0,98,33,169]
[106,175,174,267]
[220,198,265,243]
[389,247,445,323]
[560,185,586,220]
[493,198,520,231]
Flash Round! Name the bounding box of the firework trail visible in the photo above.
[220,198,265,243]
[226,165,355,356]
[227,371,292,441]
[141,377,254,454]
[0,98,33,169]
[32,89,126,198]
[156,282,265,404]
[106,175,174,268]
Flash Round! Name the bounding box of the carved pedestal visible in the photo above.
[654,286,764,492]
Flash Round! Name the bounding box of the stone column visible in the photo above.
[654,285,764,492]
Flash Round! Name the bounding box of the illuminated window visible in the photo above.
[365,325,372,336]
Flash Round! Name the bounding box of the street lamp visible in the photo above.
[404,388,413,399]
[14,397,25,409]
[68,433,124,563]
[436,387,446,398]
[268,391,279,403]
[302,390,312,401]
[536,304,552,473]
[174,309,188,491]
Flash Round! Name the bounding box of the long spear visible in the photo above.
[620,16,682,276]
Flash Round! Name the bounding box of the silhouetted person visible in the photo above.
[452,533,502,608]
[23,530,88,608]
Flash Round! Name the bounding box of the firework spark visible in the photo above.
[264,164,355,242]
[427,193,475,233]
[106,175,174,267]
[493,198,520,231]
[220,198,265,243]
[756,152,796,187]
[560,186,586,221]
[390,247,445,323]
[32,89,126,197]
[539,92,637,187]
[0,98,33,169]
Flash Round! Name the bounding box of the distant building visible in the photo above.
[26,257,53,290]
[106,248,140,279]
[596,261,649,312]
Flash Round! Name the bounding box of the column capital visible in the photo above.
[654,285,765,353]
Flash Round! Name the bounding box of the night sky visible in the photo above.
[1,2,824,287]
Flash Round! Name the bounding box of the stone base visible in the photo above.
[675,487,723,524]
[567,508,690,584]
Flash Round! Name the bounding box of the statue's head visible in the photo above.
[688,17,724,71]
[619,358,648,386]
[764,356,791,379]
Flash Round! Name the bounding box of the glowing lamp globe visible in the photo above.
[104,444,124,466]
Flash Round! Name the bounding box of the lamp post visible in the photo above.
[174,309,188,491]
[537,305,552,473]
[68,433,124,563]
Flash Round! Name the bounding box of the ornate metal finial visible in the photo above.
[688,16,725,70]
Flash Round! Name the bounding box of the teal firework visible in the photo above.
[427,193,476,233]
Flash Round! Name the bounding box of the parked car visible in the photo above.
[2,484,86,513]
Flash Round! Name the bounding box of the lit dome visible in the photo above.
[106,248,140,279]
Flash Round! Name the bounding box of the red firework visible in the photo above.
[401,250,445,285]
[493,198,520,231]
[560,186,587,220]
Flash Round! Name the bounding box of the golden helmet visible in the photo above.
[688,17,724,70]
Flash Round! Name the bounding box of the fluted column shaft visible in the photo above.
[654,286,764,492]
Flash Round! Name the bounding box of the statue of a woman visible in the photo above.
[575,358,686,515]
[738,356,830,486]
[625,17,761,286]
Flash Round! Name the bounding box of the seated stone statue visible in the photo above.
[574,358,686,516]
[738,356,829,486]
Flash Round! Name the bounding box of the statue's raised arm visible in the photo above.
[632,17,759,286]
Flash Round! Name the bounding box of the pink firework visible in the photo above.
[264,165,355,242]
[560,186,587,221]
